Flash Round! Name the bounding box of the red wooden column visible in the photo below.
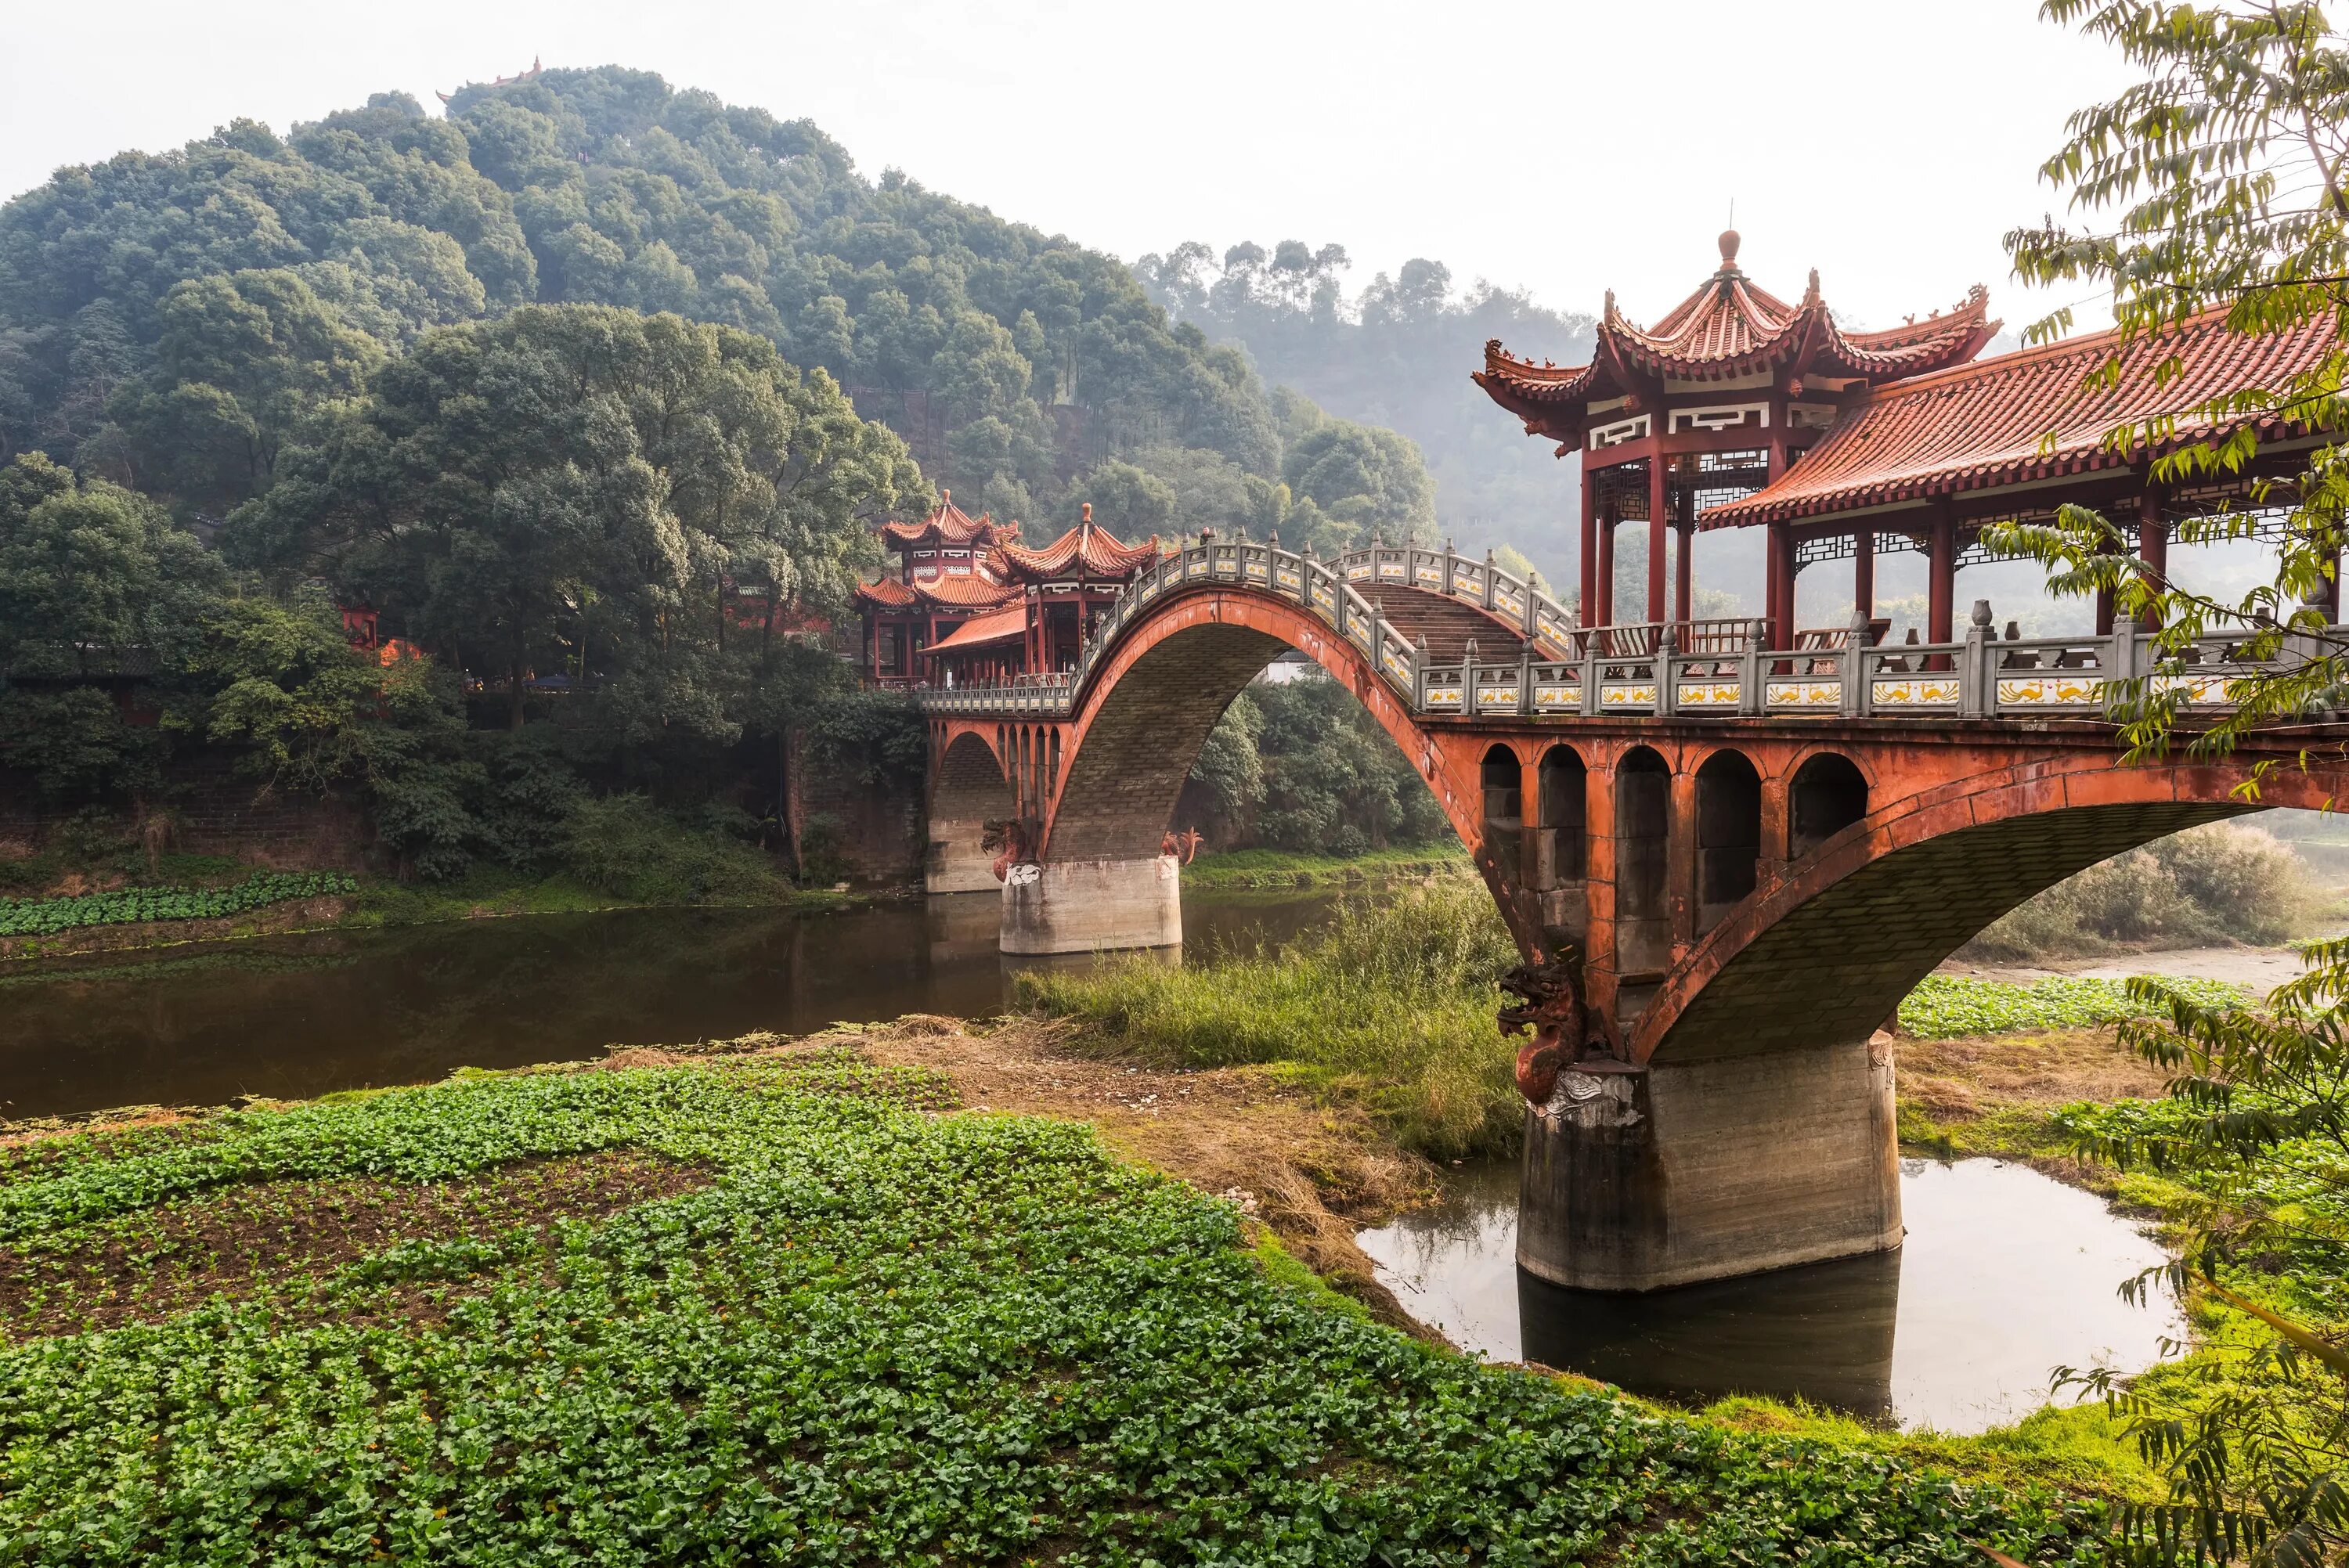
[2138,486,2168,629]
[1927,503,1957,670]
[1646,456,1669,623]
[1579,470,1600,627]
[1765,521,1794,649]
[1597,503,1616,627]
[1673,521,1693,625]
[1853,529,1875,622]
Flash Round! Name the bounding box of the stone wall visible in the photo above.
[0,759,370,869]
[792,758,924,886]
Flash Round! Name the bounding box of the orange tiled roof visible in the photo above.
[879,491,1019,550]
[1473,231,1995,413]
[1699,309,2340,530]
[853,576,917,609]
[907,573,1020,608]
[922,605,1029,656]
[998,507,1165,581]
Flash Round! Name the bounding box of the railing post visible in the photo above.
[1581,632,1604,716]
[1517,637,1534,717]
[1739,618,1765,716]
[1961,599,1995,718]
[1442,538,1457,600]
[1655,622,1677,716]
[1841,611,1867,717]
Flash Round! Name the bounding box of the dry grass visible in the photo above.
[1896,1027,2170,1123]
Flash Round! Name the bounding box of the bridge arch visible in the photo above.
[1789,751,1871,857]
[1628,758,2312,1065]
[1047,589,1488,862]
[1694,748,1763,935]
[926,730,1016,892]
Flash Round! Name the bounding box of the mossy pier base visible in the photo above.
[1517,1036,1901,1292]
[999,855,1182,954]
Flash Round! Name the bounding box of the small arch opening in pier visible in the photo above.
[1792,752,1870,856]
[1695,748,1763,934]
[1481,744,1524,884]
[1615,747,1672,973]
[1535,744,1589,946]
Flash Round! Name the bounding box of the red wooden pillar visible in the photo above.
[1853,529,1875,622]
[1597,506,1616,627]
[1673,522,1693,625]
[1579,471,1600,627]
[1928,503,1956,669]
[1766,521,1795,649]
[2138,487,2168,630]
[1646,457,1669,623]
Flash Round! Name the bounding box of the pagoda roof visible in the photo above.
[879,492,1018,550]
[1473,232,1997,424]
[998,507,1164,582]
[852,571,1020,611]
[1698,308,2341,530]
[922,606,1029,656]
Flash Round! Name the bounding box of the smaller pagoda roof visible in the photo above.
[922,606,1029,657]
[880,491,1018,550]
[998,506,1164,582]
[1699,308,2341,530]
[1473,232,1997,430]
[853,576,917,610]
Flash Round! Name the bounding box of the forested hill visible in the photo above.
[1138,243,1597,583]
[0,66,1434,553]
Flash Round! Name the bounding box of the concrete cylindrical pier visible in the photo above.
[999,855,1182,954]
[1517,1035,1900,1292]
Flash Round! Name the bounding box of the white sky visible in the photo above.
[2,0,2138,335]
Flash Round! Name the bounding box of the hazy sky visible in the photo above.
[2,0,2139,336]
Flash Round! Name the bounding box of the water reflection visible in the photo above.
[1358,1155,2182,1433]
[0,889,1337,1119]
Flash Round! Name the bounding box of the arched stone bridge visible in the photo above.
[915,538,2349,1291]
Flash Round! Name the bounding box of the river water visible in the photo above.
[0,889,1333,1119]
[1356,1156,2182,1433]
[0,889,2181,1432]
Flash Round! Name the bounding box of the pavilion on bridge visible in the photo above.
[854,496,1164,688]
[1474,230,2341,647]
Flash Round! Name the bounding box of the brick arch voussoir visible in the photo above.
[1043,587,1487,874]
[1626,755,2317,1065]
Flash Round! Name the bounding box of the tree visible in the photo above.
[238,305,918,741]
[1997,6,2349,1561]
[0,455,224,797]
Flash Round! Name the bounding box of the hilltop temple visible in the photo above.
[853,495,1164,687]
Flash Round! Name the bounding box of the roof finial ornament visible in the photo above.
[1717,225,1741,272]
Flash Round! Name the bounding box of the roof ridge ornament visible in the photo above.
[1716,228,1742,276]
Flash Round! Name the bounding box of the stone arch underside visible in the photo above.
[1636,795,2254,1064]
[1045,591,1488,867]
[926,730,1015,893]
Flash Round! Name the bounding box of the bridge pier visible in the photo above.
[926,824,1002,894]
[1518,1035,1900,1292]
[1001,856,1182,954]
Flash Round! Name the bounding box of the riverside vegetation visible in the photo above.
[0,1040,2107,1566]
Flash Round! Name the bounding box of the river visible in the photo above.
[0,889,1333,1119]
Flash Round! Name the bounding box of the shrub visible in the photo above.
[1965,821,2314,961]
[554,794,789,904]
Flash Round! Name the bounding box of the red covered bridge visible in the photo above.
[894,237,2348,1291]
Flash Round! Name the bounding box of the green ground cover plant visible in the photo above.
[1019,879,1522,1158]
[0,871,355,937]
[1899,975,2250,1040]
[0,1047,2107,1565]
